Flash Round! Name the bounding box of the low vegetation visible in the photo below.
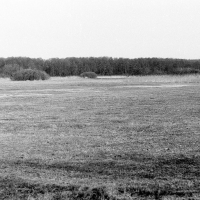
[80,71,97,78]
[10,69,50,81]
[0,76,200,199]
[1,154,200,199]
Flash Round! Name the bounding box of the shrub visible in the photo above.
[2,64,23,77]
[80,72,97,78]
[10,69,50,81]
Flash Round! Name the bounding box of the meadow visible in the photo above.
[0,75,200,199]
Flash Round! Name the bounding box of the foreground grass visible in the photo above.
[2,154,200,199]
[0,75,200,199]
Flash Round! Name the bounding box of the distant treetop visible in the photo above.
[0,57,200,77]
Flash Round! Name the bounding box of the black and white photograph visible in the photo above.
[0,0,200,199]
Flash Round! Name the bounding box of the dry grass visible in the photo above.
[98,74,200,83]
[127,74,200,83]
[0,75,200,199]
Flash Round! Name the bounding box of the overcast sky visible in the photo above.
[0,0,200,59]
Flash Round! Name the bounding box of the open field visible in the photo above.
[0,75,200,199]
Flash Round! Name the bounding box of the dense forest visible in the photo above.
[0,57,200,77]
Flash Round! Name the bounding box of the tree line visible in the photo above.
[0,57,200,76]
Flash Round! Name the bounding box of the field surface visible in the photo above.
[0,75,200,199]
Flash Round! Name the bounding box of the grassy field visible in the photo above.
[0,75,200,200]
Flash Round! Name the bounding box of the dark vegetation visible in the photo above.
[11,69,50,81]
[0,177,111,200]
[80,71,97,78]
[0,57,200,78]
[2,154,200,199]
[1,63,23,77]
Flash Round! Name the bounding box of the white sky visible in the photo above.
[0,0,200,59]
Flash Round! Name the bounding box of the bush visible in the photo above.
[11,69,50,81]
[2,64,23,77]
[80,72,97,78]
